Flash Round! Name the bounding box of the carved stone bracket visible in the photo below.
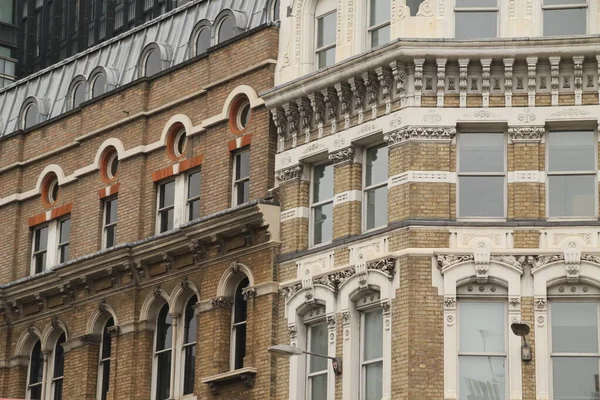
[279,282,303,301]
[210,296,233,309]
[366,257,397,279]
[526,57,537,107]
[508,126,545,143]
[271,107,287,151]
[189,240,205,266]
[283,102,299,148]
[335,82,353,129]
[550,56,561,106]
[242,286,257,301]
[288,324,298,341]
[376,67,394,114]
[384,126,456,146]
[534,297,547,311]
[276,164,304,183]
[414,58,425,107]
[322,87,338,134]
[504,58,514,107]
[481,58,491,107]
[296,97,313,143]
[313,267,357,292]
[308,92,326,138]
[107,325,120,337]
[328,146,355,165]
[81,333,102,345]
[509,297,521,310]
[390,61,408,105]
[444,296,456,310]
[436,58,447,108]
[348,76,366,123]
[458,59,469,108]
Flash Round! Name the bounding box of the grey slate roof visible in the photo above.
[0,0,271,138]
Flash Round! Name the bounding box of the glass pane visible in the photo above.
[196,28,211,54]
[552,302,598,353]
[365,361,383,400]
[318,47,336,69]
[30,385,42,400]
[156,305,172,351]
[549,131,595,172]
[317,12,336,48]
[160,209,174,232]
[160,181,175,207]
[234,324,247,369]
[370,0,390,26]
[459,134,504,173]
[313,164,334,203]
[30,341,43,384]
[310,373,328,400]
[548,175,595,217]
[188,172,201,199]
[553,357,600,400]
[109,156,119,177]
[313,203,333,245]
[106,225,116,248]
[459,356,505,400]
[53,334,66,378]
[455,11,498,39]
[102,318,114,359]
[144,50,162,77]
[364,310,383,360]
[155,351,171,400]
[310,324,328,373]
[0,0,13,24]
[25,103,39,129]
[234,278,249,323]
[106,198,118,224]
[366,186,388,230]
[35,253,46,274]
[544,8,587,36]
[183,344,196,394]
[100,360,110,400]
[92,74,106,98]
[458,177,504,218]
[73,83,86,108]
[236,151,250,180]
[460,302,505,353]
[35,226,48,251]
[370,24,390,48]
[366,146,388,187]
[189,200,200,221]
[184,296,197,344]
[237,180,250,205]
[53,380,63,400]
[218,17,236,43]
[60,244,69,263]
[60,219,70,244]
[457,0,496,6]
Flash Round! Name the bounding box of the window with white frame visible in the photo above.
[232,277,249,370]
[98,317,114,400]
[27,340,43,399]
[458,301,506,400]
[547,130,596,218]
[364,144,388,231]
[550,300,600,399]
[360,308,383,400]
[182,295,197,395]
[315,0,336,69]
[31,216,71,275]
[454,0,498,39]
[154,304,172,400]
[369,0,390,48]
[51,333,66,400]
[543,0,587,36]
[232,149,250,206]
[311,163,334,246]
[156,169,202,233]
[307,323,328,399]
[458,133,505,218]
[103,197,118,248]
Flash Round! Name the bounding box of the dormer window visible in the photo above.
[91,73,107,98]
[217,17,236,43]
[23,102,39,130]
[144,48,162,77]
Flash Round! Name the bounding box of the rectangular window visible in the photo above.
[316,11,336,69]
[311,163,334,246]
[458,301,506,399]
[233,150,250,206]
[103,197,118,248]
[454,0,498,39]
[307,323,328,400]
[547,131,596,218]
[361,309,383,400]
[58,218,70,263]
[0,0,14,24]
[187,171,201,221]
[158,180,175,233]
[543,0,587,36]
[458,133,505,218]
[32,225,48,274]
[551,301,599,399]
[364,145,388,231]
[369,0,390,48]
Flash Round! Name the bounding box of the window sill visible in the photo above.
[201,367,257,393]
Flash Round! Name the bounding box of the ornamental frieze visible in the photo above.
[383,126,456,146]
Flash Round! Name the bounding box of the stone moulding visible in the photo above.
[383,126,456,146]
[276,164,304,183]
[328,146,355,165]
[508,126,545,143]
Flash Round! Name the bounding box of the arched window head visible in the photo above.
[232,277,249,369]
[27,340,43,399]
[196,28,211,55]
[272,0,280,22]
[217,17,236,43]
[315,0,337,69]
[182,295,197,395]
[98,317,114,400]
[144,49,162,77]
[92,73,107,98]
[72,81,87,109]
[154,303,172,400]
[23,102,39,130]
[51,333,66,400]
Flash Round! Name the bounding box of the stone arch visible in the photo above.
[159,114,194,147]
[169,279,201,314]
[35,164,68,194]
[139,288,170,322]
[338,269,394,310]
[93,138,126,170]
[216,261,256,298]
[15,327,43,357]
[41,319,69,352]
[87,301,119,334]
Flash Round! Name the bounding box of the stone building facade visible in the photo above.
[268,1,600,399]
[0,1,283,399]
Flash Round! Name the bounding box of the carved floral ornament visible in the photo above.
[276,164,304,183]
[383,126,456,146]
[508,126,545,143]
[328,146,355,165]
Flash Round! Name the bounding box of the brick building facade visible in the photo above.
[0,1,283,399]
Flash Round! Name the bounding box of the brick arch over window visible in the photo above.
[93,138,125,173]
[159,114,195,148]
[35,165,68,196]
[87,301,119,335]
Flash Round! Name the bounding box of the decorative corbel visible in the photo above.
[152,286,162,298]
[526,57,538,107]
[288,324,298,342]
[12,300,22,318]
[328,146,356,165]
[308,92,326,138]
[98,298,108,313]
[188,239,205,266]
[35,293,45,313]
[106,325,120,337]
[282,102,299,148]
[436,58,447,108]
[564,242,581,284]
[242,286,256,301]
[180,276,190,290]
[335,82,352,129]
[413,58,425,107]
[321,87,338,134]
[503,58,514,107]
[481,58,491,108]
[51,316,60,329]
[296,97,313,143]
[326,314,336,344]
[80,276,91,294]
[276,164,304,183]
[458,59,469,108]
[573,56,584,105]
[301,268,315,305]
[270,107,287,151]
[549,56,561,106]
[210,296,233,309]
[161,253,174,273]
[390,60,408,106]
[473,243,491,284]
[375,67,394,114]
[348,76,366,123]
[361,71,379,119]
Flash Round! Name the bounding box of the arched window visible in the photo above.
[23,101,39,130]
[272,0,280,21]
[72,81,86,109]
[27,340,43,399]
[154,304,172,400]
[217,17,236,43]
[98,317,114,400]
[359,306,383,399]
[144,49,162,77]
[315,0,337,69]
[368,0,390,48]
[196,28,211,55]
[51,333,66,400]
[232,277,249,369]
[182,295,197,395]
[91,73,107,98]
